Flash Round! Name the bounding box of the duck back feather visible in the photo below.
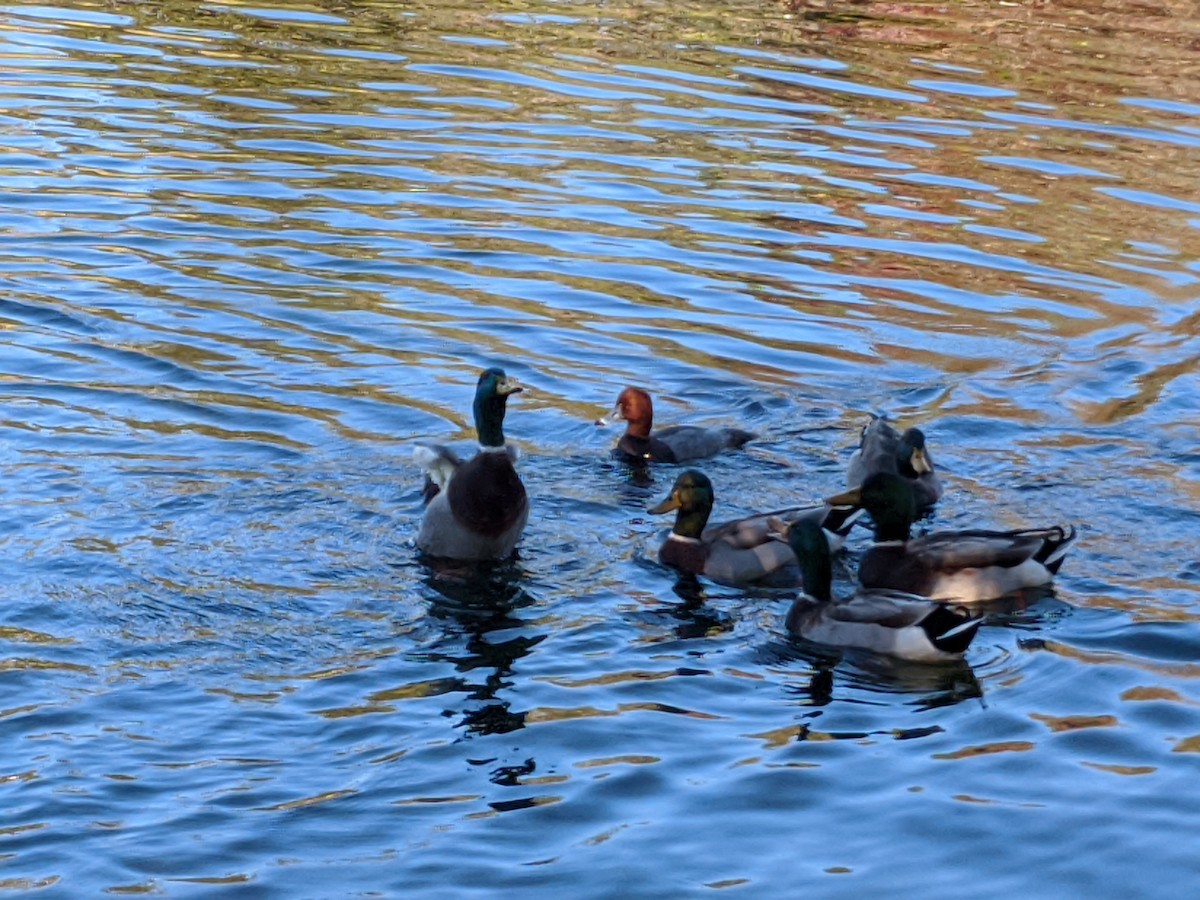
[785,588,982,663]
[413,443,462,504]
[655,424,755,463]
[847,417,942,507]
[447,452,527,538]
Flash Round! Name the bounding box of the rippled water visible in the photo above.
[1,0,1198,894]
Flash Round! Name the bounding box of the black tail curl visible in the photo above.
[922,605,984,655]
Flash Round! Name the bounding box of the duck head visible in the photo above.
[898,427,933,477]
[826,472,917,542]
[649,469,713,538]
[474,367,523,448]
[611,386,653,438]
[787,518,833,603]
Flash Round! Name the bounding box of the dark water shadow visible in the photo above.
[624,571,738,643]
[598,454,659,496]
[660,574,737,641]
[416,559,545,741]
[767,632,984,713]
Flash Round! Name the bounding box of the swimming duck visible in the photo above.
[784,518,983,663]
[827,472,1076,603]
[648,469,859,587]
[414,367,529,560]
[846,417,943,508]
[608,386,755,463]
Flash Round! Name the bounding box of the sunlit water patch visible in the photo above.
[0,0,1198,894]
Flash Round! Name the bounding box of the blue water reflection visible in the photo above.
[0,0,1198,895]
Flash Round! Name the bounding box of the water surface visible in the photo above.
[1,0,1198,895]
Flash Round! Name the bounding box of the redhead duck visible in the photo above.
[609,387,754,464]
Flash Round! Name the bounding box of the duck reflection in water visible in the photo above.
[604,450,657,491]
[779,638,984,713]
[661,574,737,641]
[419,560,544,738]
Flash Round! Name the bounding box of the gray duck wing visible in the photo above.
[704,539,798,587]
[655,424,755,462]
[702,504,827,549]
[910,529,1043,570]
[826,590,937,628]
[847,417,900,486]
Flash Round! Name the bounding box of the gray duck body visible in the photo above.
[417,448,528,560]
[786,589,982,663]
[847,417,943,508]
[856,526,1075,603]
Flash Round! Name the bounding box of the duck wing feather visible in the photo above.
[908,528,1054,570]
[413,442,463,504]
[823,590,941,628]
[655,424,755,463]
[846,418,900,487]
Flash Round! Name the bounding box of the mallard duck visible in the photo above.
[414,367,529,560]
[608,386,755,463]
[847,417,943,508]
[648,469,859,587]
[784,518,982,662]
[827,472,1076,603]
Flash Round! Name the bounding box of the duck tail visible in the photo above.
[857,413,884,447]
[421,477,441,504]
[1036,525,1077,574]
[726,428,756,449]
[822,504,865,540]
[413,443,460,506]
[921,606,984,655]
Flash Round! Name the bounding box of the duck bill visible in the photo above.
[497,377,524,396]
[608,404,625,422]
[910,447,932,475]
[824,486,862,508]
[649,494,681,515]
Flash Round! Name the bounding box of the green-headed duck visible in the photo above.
[828,472,1076,603]
[648,469,860,587]
[415,367,528,560]
[784,518,982,663]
